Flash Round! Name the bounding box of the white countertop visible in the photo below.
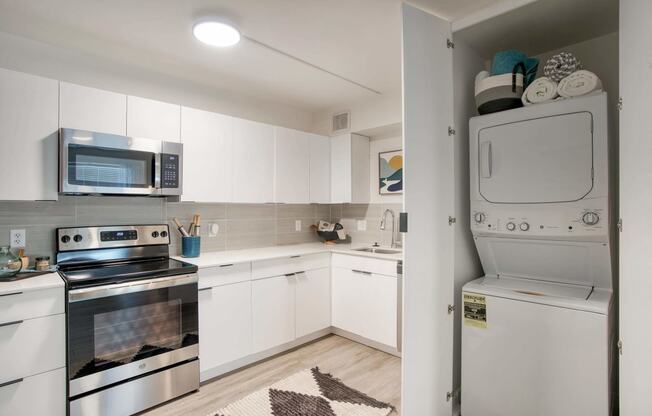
[173,243,402,268]
[0,272,64,296]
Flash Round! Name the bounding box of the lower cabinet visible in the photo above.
[296,268,331,338]
[332,267,398,348]
[0,367,66,416]
[199,281,252,372]
[252,275,296,352]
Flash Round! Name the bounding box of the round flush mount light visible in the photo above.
[192,21,241,47]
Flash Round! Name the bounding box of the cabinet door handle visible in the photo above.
[0,291,23,297]
[285,273,296,277]
[0,378,23,389]
[198,287,211,292]
[219,264,234,268]
[295,271,306,277]
[290,255,301,259]
[0,320,23,328]
[352,269,372,275]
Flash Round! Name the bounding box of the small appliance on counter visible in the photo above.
[56,224,199,416]
[59,128,183,197]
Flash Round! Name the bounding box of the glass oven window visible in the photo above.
[68,283,198,381]
[68,144,154,188]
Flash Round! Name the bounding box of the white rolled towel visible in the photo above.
[522,77,559,106]
[557,70,603,98]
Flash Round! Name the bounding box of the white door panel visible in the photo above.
[295,268,331,337]
[252,275,295,352]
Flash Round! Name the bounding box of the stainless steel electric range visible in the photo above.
[56,224,199,416]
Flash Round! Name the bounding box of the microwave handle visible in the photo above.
[154,153,162,189]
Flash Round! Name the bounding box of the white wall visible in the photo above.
[369,136,404,205]
[0,31,316,132]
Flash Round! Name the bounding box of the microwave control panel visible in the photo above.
[161,153,179,188]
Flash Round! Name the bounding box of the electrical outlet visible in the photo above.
[208,223,220,238]
[10,229,26,248]
[295,220,302,232]
[357,220,367,231]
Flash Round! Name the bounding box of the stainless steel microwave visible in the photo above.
[59,128,183,196]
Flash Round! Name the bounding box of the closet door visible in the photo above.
[619,1,652,415]
[402,4,455,416]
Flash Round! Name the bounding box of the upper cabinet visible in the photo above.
[180,107,233,202]
[275,127,310,203]
[127,96,180,142]
[0,68,59,201]
[309,134,331,203]
[59,82,127,135]
[232,118,275,203]
[330,133,370,203]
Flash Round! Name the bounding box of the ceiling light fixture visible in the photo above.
[193,20,241,47]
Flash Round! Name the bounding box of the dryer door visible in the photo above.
[478,112,593,203]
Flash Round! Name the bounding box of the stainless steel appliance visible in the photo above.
[57,224,199,416]
[59,128,183,196]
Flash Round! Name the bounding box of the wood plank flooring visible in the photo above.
[143,335,401,415]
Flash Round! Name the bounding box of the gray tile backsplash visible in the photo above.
[0,197,401,262]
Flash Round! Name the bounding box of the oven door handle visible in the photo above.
[69,273,198,302]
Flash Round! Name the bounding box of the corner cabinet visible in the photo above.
[232,118,275,203]
[330,133,370,203]
[0,68,59,200]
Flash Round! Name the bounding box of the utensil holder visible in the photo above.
[182,236,201,258]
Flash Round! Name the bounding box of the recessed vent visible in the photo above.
[332,110,350,134]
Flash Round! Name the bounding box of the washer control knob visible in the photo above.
[73,234,83,243]
[61,235,71,244]
[473,212,486,224]
[582,211,600,226]
[506,222,516,231]
[151,231,159,238]
[519,222,530,231]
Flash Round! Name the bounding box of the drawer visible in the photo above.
[199,262,251,289]
[331,253,398,277]
[0,313,65,381]
[0,367,66,416]
[0,286,64,322]
[252,253,330,280]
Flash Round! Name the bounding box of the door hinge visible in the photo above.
[447,304,455,314]
[618,340,623,355]
[448,216,456,226]
[618,97,623,111]
[446,388,460,401]
[446,38,455,49]
[618,218,623,232]
[448,126,456,136]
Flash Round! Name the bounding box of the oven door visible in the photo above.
[67,273,198,397]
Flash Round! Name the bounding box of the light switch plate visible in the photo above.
[10,229,26,248]
[295,220,302,232]
[357,220,367,231]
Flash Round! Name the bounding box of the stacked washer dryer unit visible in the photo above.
[461,92,614,416]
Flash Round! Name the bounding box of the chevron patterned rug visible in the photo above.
[211,367,395,416]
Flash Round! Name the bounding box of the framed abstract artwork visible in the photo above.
[379,149,403,195]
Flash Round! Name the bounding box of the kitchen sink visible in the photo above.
[352,247,402,255]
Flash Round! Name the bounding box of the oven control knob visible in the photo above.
[506,222,516,231]
[73,234,83,243]
[61,235,71,244]
[473,212,486,224]
[160,230,168,238]
[151,231,159,238]
[519,222,530,231]
[582,211,600,226]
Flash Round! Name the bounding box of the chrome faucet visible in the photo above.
[380,208,398,248]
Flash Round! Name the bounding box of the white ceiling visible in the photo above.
[0,1,608,112]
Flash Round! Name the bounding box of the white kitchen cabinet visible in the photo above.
[127,96,180,141]
[0,68,59,200]
[275,127,310,203]
[332,266,397,348]
[0,367,66,416]
[295,268,331,338]
[309,134,331,203]
[232,118,275,203]
[252,275,295,352]
[59,82,126,135]
[199,281,252,374]
[330,133,370,203]
[180,107,233,202]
